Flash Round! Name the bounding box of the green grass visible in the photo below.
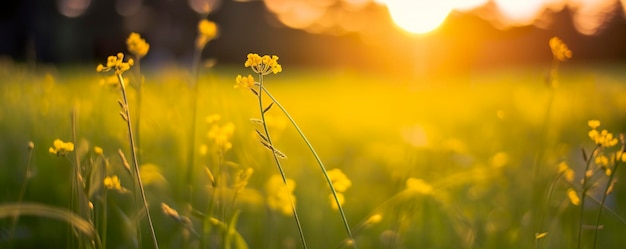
[1,61,625,248]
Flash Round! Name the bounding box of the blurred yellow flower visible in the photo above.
[549,37,572,62]
[365,214,383,225]
[327,168,352,193]
[96,52,134,76]
[234,74,255,89]
[244,53,282,75]
[207,122,235,151]
[104,175,128,193]
[595,154,609,167]
[329,192,345,210]
[567,188,580,206]
[588,120,600,129]
[196,19,218,49]
[557,161,575,182]
[93,146,103,155]
[406,177,433,195]
[49,139,74,156]
[126,32,150,59]
[139,164,167,188]
[206,114,221,123]
[265,175,296,216]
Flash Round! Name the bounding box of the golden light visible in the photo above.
[384,0,453,34]
[493,0,548,25]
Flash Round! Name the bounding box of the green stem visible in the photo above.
[578,145,600,249]
[134,59,143,167]
[8,142,35,249]
[261,87,357,249]
[257,74,308,249]
[117,73,159,249]
[592,159,621,248]
[185,45,203,202]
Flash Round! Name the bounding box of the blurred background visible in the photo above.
[1,0,626,76]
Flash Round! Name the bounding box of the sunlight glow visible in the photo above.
[261,0,625,36]
[377,0,622,35]
[385,0,453,34]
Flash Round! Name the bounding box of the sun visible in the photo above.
[383,0,454,34]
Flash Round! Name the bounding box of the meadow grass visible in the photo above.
[0,60,625,248]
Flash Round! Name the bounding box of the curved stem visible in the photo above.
[261,87,357,249]
[592,159,620,248]
[117,74,159,249]
[578,145,600,249]
[257,74,308,249]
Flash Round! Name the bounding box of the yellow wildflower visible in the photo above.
[558,161,575,182]
[365,214,383,226]
[549,37,572,62]
[126,32,150,59]
[405,177,433,195]
[265,175,296,216]
[588,121,619,148]
[234,74,255,89]
[206,114,221,123]
[234,168,254,191]
[327,168,352,193]
[329,192,345,210]
[196,19,218,49]
[49,139,74,156]
[104,175,128,193]
[93,146,103,155]
[588,120,600,129]
[595,154,609,167]
[207,122,235,151]
[244,53,282,75]
[567,188,580,206]
[96,52,134,75]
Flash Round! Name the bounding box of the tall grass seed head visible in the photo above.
[126,32,150,59]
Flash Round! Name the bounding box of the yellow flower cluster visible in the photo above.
[126,32,150,59]
[327,169,352,210]
[244,53,282,75]
[557,161,575,182]
[96,53,134,75]
[265,175,296,216]
[567,188,580,206]
[549,36,572,62]
[208,122,235,151]
[587,120,619,147]
[49,139,74,156]
[405,177,434,195]
[104,175,128,193]
[196,19,218,49]
[234,74,255,89]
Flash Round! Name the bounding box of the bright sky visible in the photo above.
[260,0,625,35]
[57,0,625,36]
[377,0,622,35]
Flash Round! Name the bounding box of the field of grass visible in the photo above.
[1,59,625,248]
